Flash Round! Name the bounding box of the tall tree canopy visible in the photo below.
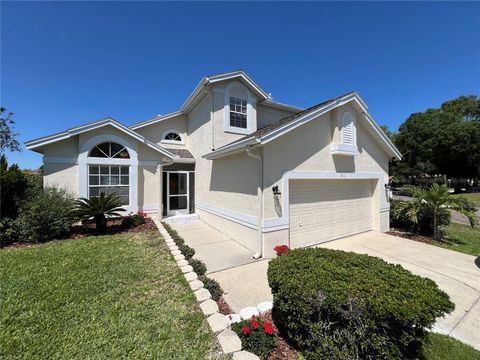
[0,107,20,154]
[392,95,480,183]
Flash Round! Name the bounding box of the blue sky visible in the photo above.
[2,1,479,169]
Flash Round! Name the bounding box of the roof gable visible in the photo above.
[204,92,402,161]
[25,117,175,158]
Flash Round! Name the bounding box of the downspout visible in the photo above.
[246,145,263,259]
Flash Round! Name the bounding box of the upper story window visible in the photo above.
[161,129,184,144]
[229,97,247,129]
[88,142,130,159]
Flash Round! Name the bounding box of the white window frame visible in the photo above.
[161,129,185,145]
[88,164,130,205]
[223,81,256,135]
[79,134,138,213]
[228,96,248,129]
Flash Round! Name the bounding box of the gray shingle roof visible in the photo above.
[164,148,194,159]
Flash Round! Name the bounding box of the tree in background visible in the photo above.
[0,107,20,154]
[392,95,480,186]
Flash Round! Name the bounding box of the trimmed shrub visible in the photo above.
[232,316,276,359]
[199,276,223,301]
[390,199,451,236]
[0,218,18,247]
[178,243,195,260]
[122,213,146,228]
[161,222,185,246]
[188,258,207,276]
[268,247,454,360]
[15,187,75,243]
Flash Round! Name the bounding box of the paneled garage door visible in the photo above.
[289,179,373,248]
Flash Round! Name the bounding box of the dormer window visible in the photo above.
[229,97,248,129]
[161,129,184,145]
[223,81,256,135]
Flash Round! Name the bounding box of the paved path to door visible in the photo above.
[171,220,256,273]
[170,220,480,350]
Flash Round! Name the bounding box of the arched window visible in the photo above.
[161,130,184,144]
[223,81,255,134]
[88,142,130,159]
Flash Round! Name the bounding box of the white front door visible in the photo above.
[167,171,189,215]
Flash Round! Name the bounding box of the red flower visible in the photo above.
[251,320,259,329]
[241,326,250,336]
[263,321,274,335]
[274,245,289,256]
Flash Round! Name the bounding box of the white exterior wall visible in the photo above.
[134,113,188,150]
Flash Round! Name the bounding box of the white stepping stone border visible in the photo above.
[151,216,258,358]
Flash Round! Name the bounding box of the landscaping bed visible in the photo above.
[0,230,223,359]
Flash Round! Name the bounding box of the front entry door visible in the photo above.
[167,172,189,215]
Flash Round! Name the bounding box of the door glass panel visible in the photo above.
[178,173,187,195]
[170,196,187,210]
[169,173,179,195]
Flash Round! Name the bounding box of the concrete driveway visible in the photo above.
[170,220,480,349]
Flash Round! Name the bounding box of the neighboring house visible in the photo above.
[26,71,401,258]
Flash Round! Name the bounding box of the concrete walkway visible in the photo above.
[169,220,480,349]
[171,220,256,273]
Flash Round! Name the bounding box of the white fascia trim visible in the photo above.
[181,71,270,112]
[172,157,196,164]
[26,118,175,159]
[195,201,257,229]
[260,99,304,113]
[203,137,260,159]
[263,171,385,231]
[129,111,183,130]
[363,111,402,160]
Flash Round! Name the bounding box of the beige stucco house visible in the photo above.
[26,71,401,258]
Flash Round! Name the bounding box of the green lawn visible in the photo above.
[0,231,223,359]
[436,222,480,257]
[454,192,480,204]
[422,333,480,360]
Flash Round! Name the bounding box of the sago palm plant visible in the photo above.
[393,183,478,240]
[74,192,126,233]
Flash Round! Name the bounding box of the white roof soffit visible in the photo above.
[204,93,401,161]
[129,111,183,130]
[25,118,175,158]
[180,71,271,112]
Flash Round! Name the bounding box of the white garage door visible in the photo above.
[289,179,373,248]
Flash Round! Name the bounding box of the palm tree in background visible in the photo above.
[393,184,478,240]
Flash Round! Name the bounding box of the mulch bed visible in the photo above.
[216,297,233,315]
[70,217,156,238]
[387,229,435,245]
[261,311,299,360]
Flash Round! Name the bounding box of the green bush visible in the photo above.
[390,199,451,236]
[0,218,18,247]
[268,247,454,360]
[15,187,75,243]
[122,214,146,228]
[179,243,195,260]
[188,258,207,276]
[199,276,223,301]
[232,316,276,359]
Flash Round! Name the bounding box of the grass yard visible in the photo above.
[439,222,480,256]
[422,333,480,360]
[454,192,480,204]
[0,231,223,359]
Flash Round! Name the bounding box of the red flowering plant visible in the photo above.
[274,244,289,257]
[232,316,276,359]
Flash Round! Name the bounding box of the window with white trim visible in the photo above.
[229,96,247,129]
[88,165,129,205]
[164,132,181,142]
[89,142,130,159]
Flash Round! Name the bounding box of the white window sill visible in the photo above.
[331,143,358,156]
[224,125,252,135]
